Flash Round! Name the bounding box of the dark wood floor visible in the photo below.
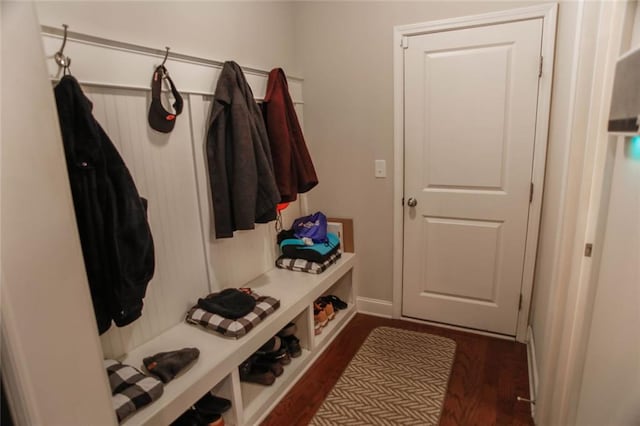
[262,314,533,426]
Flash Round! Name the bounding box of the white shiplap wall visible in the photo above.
[41,33,305,359]
[88,87,210,358]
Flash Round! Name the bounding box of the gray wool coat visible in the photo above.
[207,61,280,238]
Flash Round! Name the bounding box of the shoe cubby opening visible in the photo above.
[238,307,313,425]
[203,373,238,426]
[169,373,236,426]
[322,269,353,306]
[239,347,312,425]
[313,269,356,349]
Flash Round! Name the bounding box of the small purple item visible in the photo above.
[292,212,328,243]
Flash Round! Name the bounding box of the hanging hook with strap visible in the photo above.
[54,24,72,74]
[159,46,170,78]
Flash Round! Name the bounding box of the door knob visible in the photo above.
[407,197,418,207]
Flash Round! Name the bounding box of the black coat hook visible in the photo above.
[54,24,72,70]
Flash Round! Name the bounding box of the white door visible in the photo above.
[402,18,543,335]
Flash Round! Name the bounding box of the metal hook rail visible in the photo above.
[41,25,303,82]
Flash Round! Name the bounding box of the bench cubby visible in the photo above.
[120,253,356,425]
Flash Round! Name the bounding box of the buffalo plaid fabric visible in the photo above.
[276,251,342,274]
[185,291,280,338]
[104,359,164,422]
[104,359,164,423]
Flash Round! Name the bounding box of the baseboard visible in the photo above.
[527,325,539,420]
[356,297,393,318]
[401,316,515,341]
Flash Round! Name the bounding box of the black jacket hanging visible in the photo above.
[54,75,155,334]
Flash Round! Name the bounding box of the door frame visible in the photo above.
[392,4,558,342]
[534,1,633,423]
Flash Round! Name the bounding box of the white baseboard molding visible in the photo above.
[527,325,539,420]
[401,316,515,340]
[356,297,393,318]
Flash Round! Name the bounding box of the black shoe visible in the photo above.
[256,336,281,355]
[256,342,291,365]
[323,295,347,310]
[194,392,231,416]
[269,347,291,365]
[277,322,297,337]
[252,355,284,377]
[282,335,302,358]
[171,408,205,426]
[239,358,276,386]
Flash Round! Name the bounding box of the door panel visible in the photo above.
[425,44,511,189]
[422,217,502,302]
[402,18,543,335]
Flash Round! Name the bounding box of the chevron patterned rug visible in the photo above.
[311,326,456,426]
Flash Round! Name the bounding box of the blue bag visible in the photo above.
[292,211,328,243]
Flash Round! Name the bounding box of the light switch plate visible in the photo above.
[375,160,386,178]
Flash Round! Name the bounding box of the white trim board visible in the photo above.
[527,325,539,420]
[392,4,558,343]
[534,2,632,424]
[396,4,559,36]
[356,297,393,318]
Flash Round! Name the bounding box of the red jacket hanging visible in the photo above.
[262,68,318,203]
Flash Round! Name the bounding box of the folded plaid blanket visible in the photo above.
[276,251,342,274]
[104,359,163,423]
[185,291,280,338]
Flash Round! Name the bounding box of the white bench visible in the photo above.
[120,253,357,426]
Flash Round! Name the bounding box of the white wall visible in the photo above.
[632,0,640,43]
[293,1,543,303]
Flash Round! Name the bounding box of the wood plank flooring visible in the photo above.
[261,314,533,426]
